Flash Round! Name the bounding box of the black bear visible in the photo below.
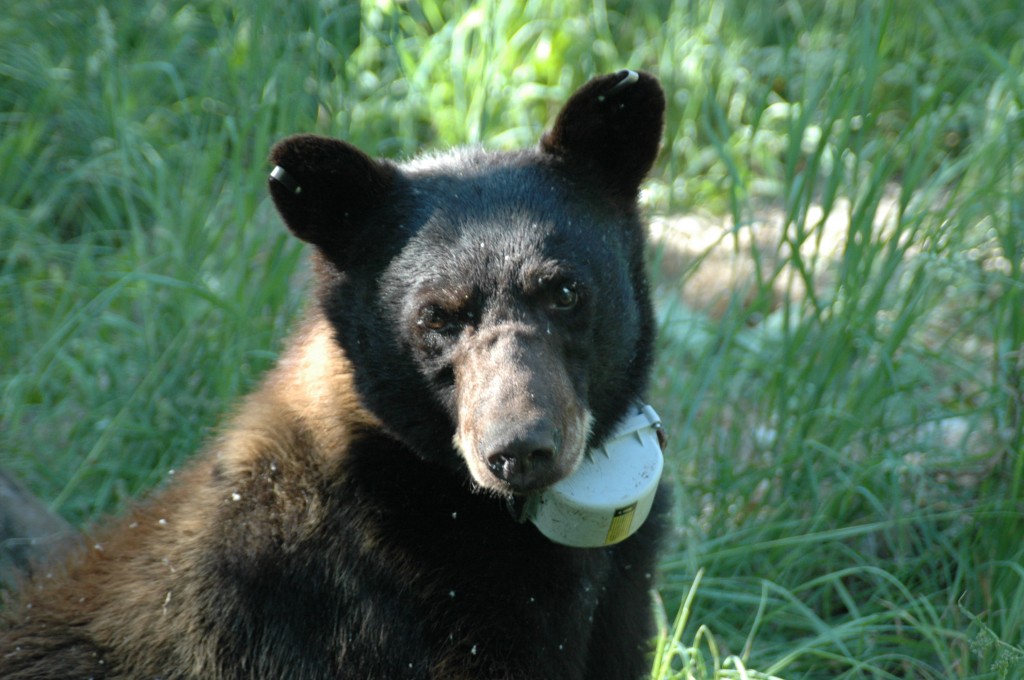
[0,70,668,680]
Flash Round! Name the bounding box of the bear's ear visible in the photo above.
[268,134,396,257]
[540,70,664,201]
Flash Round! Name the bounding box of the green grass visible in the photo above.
[2,0,1023,677]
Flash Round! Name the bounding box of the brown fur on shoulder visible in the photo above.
[0,312,375,678]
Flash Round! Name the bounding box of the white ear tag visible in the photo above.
[524,404,664,548]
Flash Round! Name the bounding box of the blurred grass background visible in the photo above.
[2,0,1022,677]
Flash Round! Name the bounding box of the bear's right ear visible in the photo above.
[268,134,395,258]
[540,70,664,203]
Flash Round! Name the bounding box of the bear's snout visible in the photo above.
[453,324,591,495]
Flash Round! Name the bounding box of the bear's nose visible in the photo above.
[483,424,558,492]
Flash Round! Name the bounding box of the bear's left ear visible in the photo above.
[540,70,665,202]
[268,134,396,260]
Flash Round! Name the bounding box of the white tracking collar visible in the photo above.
[523,404,664,548]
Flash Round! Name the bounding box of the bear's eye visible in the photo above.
[550,283,579,310]
[419,305,459,333]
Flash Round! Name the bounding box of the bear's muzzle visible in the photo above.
[452,323,591,494]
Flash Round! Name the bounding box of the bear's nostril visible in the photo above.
[486,448,552,478]
[484,432,557,489]
[526,447,553,466]
[487,452,517,479]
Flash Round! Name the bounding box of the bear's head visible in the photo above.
[268,71,664,497]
